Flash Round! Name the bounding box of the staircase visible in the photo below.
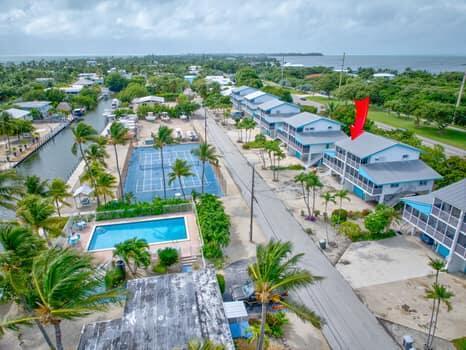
[307,154,323,167]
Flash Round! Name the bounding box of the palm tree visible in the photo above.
[168,159,194,199]
[25,175,49,197]
[248,240,322,350]
[153,125,175,199]
[108,122,129,199]
[95,172,117,203]
[425,283,454,350]
[0,111,14,151]
[425,258,446,348]
[0,248,122,350]
[84,143,108,166]
[48,178,71,217]
[80,161,106,204]
[294,172,312,218]
[16,195,56,247]
[0,169,23,210]
[272,147,285,182]
[192,143,219,193]
[304,172,323,216]
[114,238,150,277]
[321,191,336,242]
[187,339,225,350]
[326,101,337,118]
[0,224,55,349]
[335,189,351,209]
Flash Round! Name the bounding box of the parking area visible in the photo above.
[336,235,437,289]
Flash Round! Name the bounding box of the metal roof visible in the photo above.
[257,99,285,111]
[336,132,419,159]
[4,108,30,119]
[132,95,165,104]
[360,159,442,185]
[401,193,434,205]
[243,90,266,101]
[283,112,340,128]
[78,269,234,350]
[223,301,248,319]
[432,179,466,211]
[296,130,348,146]
[15,101,51,109]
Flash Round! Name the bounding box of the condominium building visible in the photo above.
[254,99,301,137]
[401,179,466,272]
[276,112,347,166]
[323,132,442,205]
[230,86,257,111]
[238,90,276,117]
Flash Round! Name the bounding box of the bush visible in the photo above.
[361,209,371,217]
[158,247,179,267]
[104,267,125,289]
[266,312,289,338]
[364,210,390,236]
[152,263,167,274]
[331,209,348,225]
[286,164,305,171]
[339,222,363,241]
[216,274,226,294]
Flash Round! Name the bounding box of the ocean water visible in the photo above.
[271,55,466,73]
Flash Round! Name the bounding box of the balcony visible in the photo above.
[454,244,466,260]
[431,206,460,228]
[346,158,361,169]
[402,209,428,231]
[323,155,343,174]
[346,172,382,195]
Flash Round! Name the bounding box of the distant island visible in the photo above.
[269,53,324,56]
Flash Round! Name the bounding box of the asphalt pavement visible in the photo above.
[203,110,399,350]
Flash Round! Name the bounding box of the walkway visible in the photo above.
[202,109,399,350]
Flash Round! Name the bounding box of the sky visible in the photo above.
[0,0,465,56]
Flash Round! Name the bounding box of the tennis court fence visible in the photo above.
[139,160,201,170]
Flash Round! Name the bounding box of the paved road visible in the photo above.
[204,112,399,350]
[292,94,466,157]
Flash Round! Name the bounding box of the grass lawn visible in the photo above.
[452,337,466,350]
[305,96,466,150]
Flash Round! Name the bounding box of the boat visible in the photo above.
[111,98,120,109]
[72,108,85,118]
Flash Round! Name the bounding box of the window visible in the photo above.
[390,183,399,188]
[419,180,428,186]
[402,154,409,159]
[328,126,333,129]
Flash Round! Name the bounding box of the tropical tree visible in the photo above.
[0,248,122,350]
[0,224,55,349]
[326,101,337,118]
[425,283,454,350]
[425,258,447,348]
[191,143,219,193]
[0,111,15,151]
[335,189,351,209]
[272,147,285,182]
[153,125,175,199]
[95,172,117,203]
[108,122,129,199]
[294,172,312,218]
[84,143,108,167]
[48,178,71,217]
[114,238,150,277]
[25,175,48,197]
[168,159,194,199]
[0,169,23,210]
[321,191,336,242]
[16,195,56,246]
[248,240,322,350]
[187,339,225,350]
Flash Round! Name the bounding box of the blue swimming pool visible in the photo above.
[124,144,223,202]
[87,217,188,251]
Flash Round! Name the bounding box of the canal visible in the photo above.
[16,99,111,180]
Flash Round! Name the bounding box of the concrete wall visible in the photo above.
[368,145,420,164]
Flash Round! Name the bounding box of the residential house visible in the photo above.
[14,101,51,118]
[78,269,235,350]
[78,73,103,84]
[255,99,301,137]
[131,95,165,111]
[276,112,347,166]
[401,179,466,272]
[60,85,83,95]
[4,108,32,121]
[230,86,257,111]
[205,75,233,86]
[323,132,442,205]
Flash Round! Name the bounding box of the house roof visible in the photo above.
[132,95,165,104]
[431,179,466,211]
[14,101,51,109]
[283,112,340,128]
[336,132,419,159]
[243,90,266,101]
[360,159,442,185]
[296,130,348,146]
[78,269,234,350]
[401,193,435,205]
[75,78,95,86]
[257,99,299,112]
[4,108,30,119]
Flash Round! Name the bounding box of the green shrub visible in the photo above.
[286,164,305,171]
[339,222,363,241]
[158,247,179,267]
[152,263,167,274]
[266,312,289,338]
[104,267,125,289]
[331,209,348,225]
[361,208,372,217]
[364,210,389,236]
[216,274,226,294]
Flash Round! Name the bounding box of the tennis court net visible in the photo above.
[139,160,201,170]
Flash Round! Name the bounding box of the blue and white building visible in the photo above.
[14,101,51,118]
[230,86,257,111]
[255,99,301,137]
[401,179,466,272]
[323,132,442,205]
[238,90,276,117]
[276,112,347,166]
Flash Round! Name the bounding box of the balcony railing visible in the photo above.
[431,206,460,228]
[454,244,466,259]
[402,210,428,231]
[323,156,343,174]
[346,172,382,195]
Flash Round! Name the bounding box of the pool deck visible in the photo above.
[75,213,202,263]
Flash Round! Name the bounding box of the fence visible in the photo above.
[94,202,194,221]
[116,140,134,199]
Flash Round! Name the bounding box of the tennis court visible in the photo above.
[124,144,223,201]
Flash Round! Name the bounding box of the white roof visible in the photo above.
[73,184,93,197]
[132,96,165,104]
[223,301,248,319]
[373,73,395,78]
[15,101,51,109]
[244,90,266,101]
[4,108,30,119]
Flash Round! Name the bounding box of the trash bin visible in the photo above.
[319,239,327,250]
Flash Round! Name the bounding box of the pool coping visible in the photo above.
[86,214,191,253]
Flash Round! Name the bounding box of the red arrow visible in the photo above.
[350,97,370,140]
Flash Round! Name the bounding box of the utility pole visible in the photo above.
[249,164,255,242]
[453,70,466,125]
[338,52,346,89]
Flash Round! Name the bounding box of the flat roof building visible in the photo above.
[78,269,234,350]
[4,108,32,120]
